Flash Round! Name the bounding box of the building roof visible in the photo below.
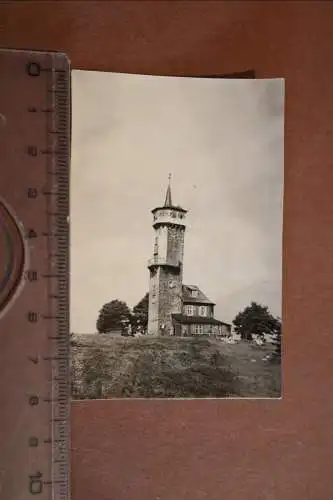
[164,177,172,206]
[151,176,187,214]
[172,314,230,327]
[151,205,187,214]
[182,284,215,305]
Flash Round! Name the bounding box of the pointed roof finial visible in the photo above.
[164,173,172,206]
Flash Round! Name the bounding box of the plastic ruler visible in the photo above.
[0,49,71,500]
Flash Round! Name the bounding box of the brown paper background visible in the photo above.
[1,1,333,499]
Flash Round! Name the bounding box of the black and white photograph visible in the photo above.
[70,71,284,399]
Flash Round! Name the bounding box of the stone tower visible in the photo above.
[147,176,187,336]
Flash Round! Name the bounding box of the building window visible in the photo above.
[193,325,203,335]
[199,306,206,316]
[186,305,194,316]
[191,290,198,298]
[171,211,176,218]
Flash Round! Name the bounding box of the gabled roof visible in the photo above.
[182,284,215,305]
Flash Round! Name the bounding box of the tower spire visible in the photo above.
[164,173,172,207]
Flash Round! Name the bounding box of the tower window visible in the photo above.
[171,211,176,218]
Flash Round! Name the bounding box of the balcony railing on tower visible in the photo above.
[148,256,182,269]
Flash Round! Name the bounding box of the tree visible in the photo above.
[131,292,149,334]
[271,318,282,363]
[232,301,281,341]
[96,299,131,334]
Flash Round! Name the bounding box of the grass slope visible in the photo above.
[72,335,281,399]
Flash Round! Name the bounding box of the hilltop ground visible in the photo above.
[71,335,281,399]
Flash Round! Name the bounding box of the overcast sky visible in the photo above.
[70,70,284,334]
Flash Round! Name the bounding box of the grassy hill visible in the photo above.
[71,335,281,399]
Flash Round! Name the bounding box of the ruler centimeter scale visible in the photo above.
[0,49,71,500]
